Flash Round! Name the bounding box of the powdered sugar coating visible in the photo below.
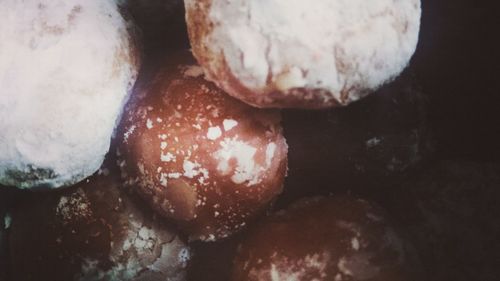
[118,51,288,241]
[0,0,139,189]
[186,0,421,108]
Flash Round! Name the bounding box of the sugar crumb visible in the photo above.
[223,119,238,131]
[207,126,222,140]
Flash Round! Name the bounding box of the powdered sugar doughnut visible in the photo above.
[185,0,421,108]
[0,0,139,189]
[118,51,288,241]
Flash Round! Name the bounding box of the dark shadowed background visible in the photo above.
[412,0,500,161]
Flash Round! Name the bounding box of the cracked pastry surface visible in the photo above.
[117,51,288,241]
[8,163,189,281]
[185,0,421,108]
[0,0,139,189]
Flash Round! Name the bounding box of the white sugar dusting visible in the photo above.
[122,223,157,254]
[183,160,198,178]
[351,237,360,251]
[123,125,136,142]
[338,257,353,276]
[366,137,382,148]
[366,212,384,222]
[76,196,189,281]
[160,142,168,150]
[56,189,93,222]
[223,119,238,131]
[160,152,175,162]
[207,126,222,140]
[168,172,182,179]
[159,173,168,187]
[138,163,145,175]
[270,264,282,281]
[265,143,277,167]
[3,213,11,229]
[251,252,329,281]
[0,0,139,189]
[213,138,264,186]
[183,160,209,180]
[186,0,420,107]
[146,119,154,129]
[183,65,205,78]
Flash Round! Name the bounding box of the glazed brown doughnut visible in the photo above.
[232,196,422,281]
[117,51,288,241]
[8,165,189,281]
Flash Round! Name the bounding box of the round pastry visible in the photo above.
[8,165,190,281]
[232,196,422,281]
[185,0,421,108]
[278,70,433,205]
[0,0,140,189]
[117,51,288,241]
[385,161,500,281]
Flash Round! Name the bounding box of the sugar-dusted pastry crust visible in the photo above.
[185,0,421,108]
[0,0,140,189]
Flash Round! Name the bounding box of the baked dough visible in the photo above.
[0,0,140,189]
[186,0,421,108]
